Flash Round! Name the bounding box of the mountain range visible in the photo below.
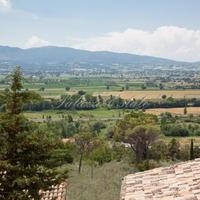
[0,45,192,71]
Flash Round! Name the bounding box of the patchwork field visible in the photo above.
[95,90,200,100]
[146,107,200,116]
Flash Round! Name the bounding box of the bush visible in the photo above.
[149,140,168,161]
[92,145,113,165]
[137,160,159,171]
[179,144,190,161]
[168,138,180,161]
[162,124,189,137]
[193,146,200,158]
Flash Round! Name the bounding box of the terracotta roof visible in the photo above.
[120,159,200,200]
[40,182,67,200]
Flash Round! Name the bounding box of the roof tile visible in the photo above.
[120,159,200,200]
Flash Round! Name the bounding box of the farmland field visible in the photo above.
[95,90,200,100]
[146,107,200,115]
[35,89,200,100]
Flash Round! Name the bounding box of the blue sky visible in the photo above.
[1,0,200,61]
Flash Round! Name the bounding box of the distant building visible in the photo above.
[120,159,200,200]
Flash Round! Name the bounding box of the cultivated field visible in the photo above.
[146,107,200,115]
[95,90,200,100]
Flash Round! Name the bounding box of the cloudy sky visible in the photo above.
[1,0,200,61]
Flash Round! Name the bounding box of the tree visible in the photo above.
[125,84,129,90]
[149,140,168,161]
[91,143,113,166]
[98,95,104,104]
[67,115,73,123]
[184,106,187,115]
[39,87,45,92]
[162,124,189,137]
[65,86,70,91]
[162,94,167,100]
[115,111,158,141]
[141,84,146,90]
[168,138,180,161]
[92,121,106,135]
[78,90,86,96]
[85,94,97,104]
[159,83,164,90]
[124,125,160,163]
[160,112,175,127]
[0,67,70,200]
[74,132,94,174]
[190,139,194,160]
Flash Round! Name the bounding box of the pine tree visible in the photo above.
[0,67,69,200]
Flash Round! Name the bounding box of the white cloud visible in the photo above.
[25,36,50,48]
[0,0,11,11]
[67,26,200,62]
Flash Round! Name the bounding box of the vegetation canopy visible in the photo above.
[0,67,71,200]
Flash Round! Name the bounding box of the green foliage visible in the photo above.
[159,83,164,90]
[168,138,180,161]
[78,90,86,96]
[162,124,190,137]
[92,144,113,166]
[179,144,190,161]
[136,160,159,171]
[48,119,80,138]
[115,111,158,140]
[160,112,175,125]
[92,122,106,135]
[106,96,125,109]
[65,86,70,91]
[0,67,70,200]
[141,84,146,90]
[85,94,98,105]
[149,140,168,161]
[39,87,45,91]
[190,139,194,160]
[74,132,95,173]
[125,125,160,162]
[193,146,200,158]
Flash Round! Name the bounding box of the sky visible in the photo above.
[1,0,200,61]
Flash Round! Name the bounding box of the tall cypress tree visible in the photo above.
[190,139,194,160]
[0,67,69,200]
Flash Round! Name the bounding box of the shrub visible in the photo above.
[149,140,168,161]
[162,124,189,137]
[137,160,159,171]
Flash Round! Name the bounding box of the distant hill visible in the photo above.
[0,45,187,71]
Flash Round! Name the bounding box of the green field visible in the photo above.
[24,108,124,121]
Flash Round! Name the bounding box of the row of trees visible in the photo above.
[13,93,200,112]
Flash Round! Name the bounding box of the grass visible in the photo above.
[24,108,124,121]
[66,161,135,200]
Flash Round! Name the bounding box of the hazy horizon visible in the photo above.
[1,0,200,62]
